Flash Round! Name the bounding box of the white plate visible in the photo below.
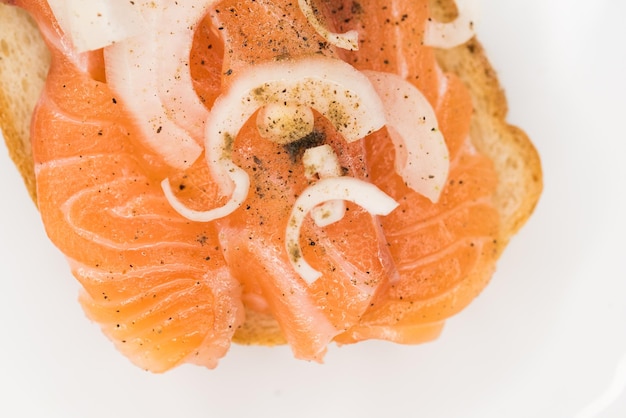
[1,1,625,417]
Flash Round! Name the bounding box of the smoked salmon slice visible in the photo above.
[15,0,504,371]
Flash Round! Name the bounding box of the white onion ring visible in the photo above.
[256,104,315,144]
[162,57,386,223]
[104,1,218,170]
[160,165,250,223]
[203,56,386,217]
[297,0,359,50]
[156,1,217,140]
[424,0,477,48]
[302,145,345,227]
[46,0,146,52]
[363,70,449,203]
[286,177,398,283]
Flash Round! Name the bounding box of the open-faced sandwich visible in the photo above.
[0,0,542,372]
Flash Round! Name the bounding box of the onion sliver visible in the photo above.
[205,56,386,209]
[156,1,218,141]
[286,177,399,284]
[105,37,202,170]
[104,1,207,170]
[423,0,477,49]
[297,0,359,51]
[302,145,345,227]
[46,0,146,52]
[256,104,315,144]
[160,161,250,222]
[364,71,449,203]
[302,144,342,180]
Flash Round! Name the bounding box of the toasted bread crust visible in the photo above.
[232,305,287,346]
[0,4,50,203]
[0,1,541,347]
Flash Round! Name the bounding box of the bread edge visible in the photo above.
[0,4,50,204]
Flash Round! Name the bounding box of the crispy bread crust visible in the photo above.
[0,1,542,347]
[0,4,49,203]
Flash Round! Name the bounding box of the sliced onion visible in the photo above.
[46,0,147,52]
[204,56,386,214]
[104,1,216,170]
[424,0,477,49]
[155,1,218,140]
[48,0,211,169]
[363,71,449,203]
[160,163,249,222]
[297,0,359,51]
[302,144,341,180]
[105,35,202,170]
[256,104,315,144]
[302,145,344,227]
[286,177,398,284]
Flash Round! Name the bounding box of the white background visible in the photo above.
[1,0,625,417]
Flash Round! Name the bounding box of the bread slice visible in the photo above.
[0,4,50,204]
[0,0,542,347]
